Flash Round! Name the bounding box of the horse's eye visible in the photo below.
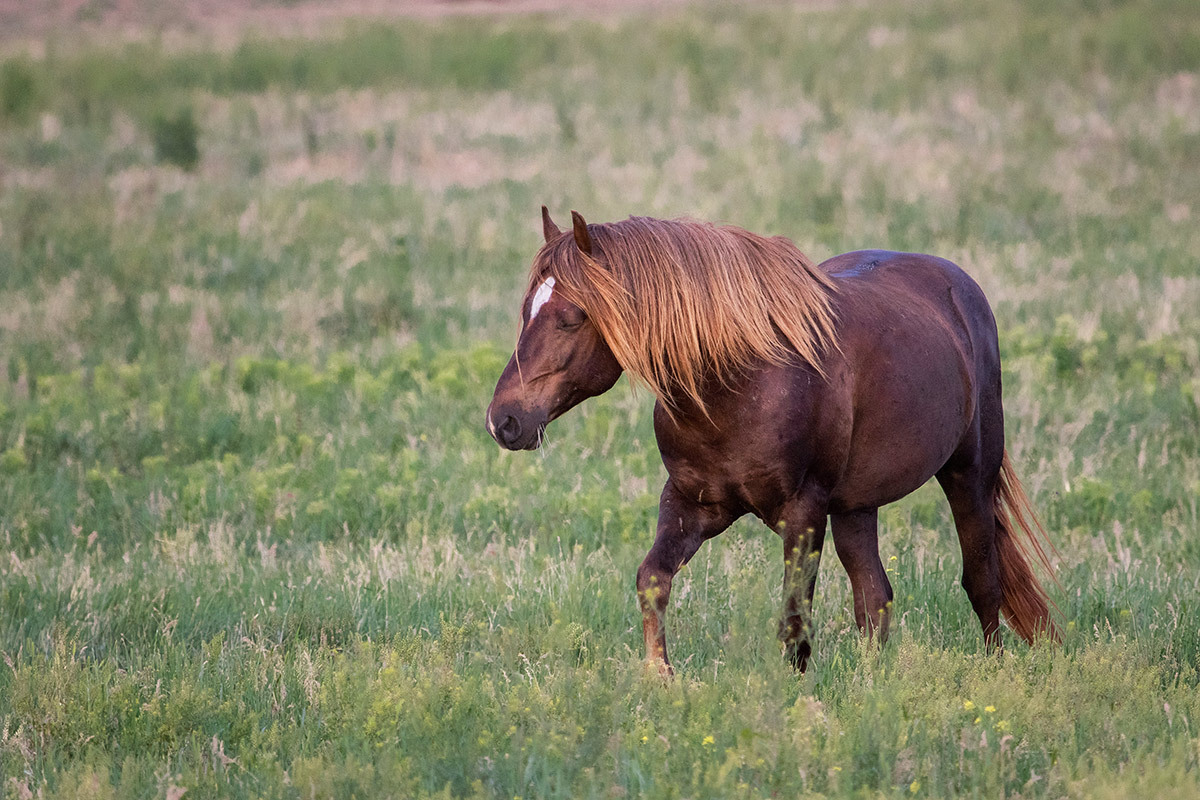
[556,309,586,330]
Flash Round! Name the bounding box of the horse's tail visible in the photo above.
[994,451,1060,644]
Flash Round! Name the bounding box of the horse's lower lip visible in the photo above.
[518,425,546,450]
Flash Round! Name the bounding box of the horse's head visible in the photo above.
[486,208,623,450]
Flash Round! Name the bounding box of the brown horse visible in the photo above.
[487,208,1057,674]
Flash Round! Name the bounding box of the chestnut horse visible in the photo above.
[487,208,1057,674]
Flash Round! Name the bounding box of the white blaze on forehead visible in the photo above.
[529,277,556,320]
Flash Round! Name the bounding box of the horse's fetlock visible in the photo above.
[778,615,809,642]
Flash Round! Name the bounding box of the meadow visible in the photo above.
[1,0,1199,796]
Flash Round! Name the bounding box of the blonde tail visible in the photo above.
[993,451,1060,643]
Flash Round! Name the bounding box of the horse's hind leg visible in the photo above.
[831,509,893,640]
[937,440,1005,649]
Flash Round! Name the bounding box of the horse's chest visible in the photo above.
[659,435,800,520]
[654,375,832,519]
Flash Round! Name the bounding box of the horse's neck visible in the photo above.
[651,368,750,429]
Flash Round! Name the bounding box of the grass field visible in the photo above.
[2,0,1200,796]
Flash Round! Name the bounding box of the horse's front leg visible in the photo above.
[637,482,735,676]
[773,496,829,672]
[831,508,893,641]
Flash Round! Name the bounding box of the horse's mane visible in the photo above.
[526,216,838,415]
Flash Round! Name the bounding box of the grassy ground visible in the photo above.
[2,0,1200,797]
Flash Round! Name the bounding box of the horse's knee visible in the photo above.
[636,560,673,603]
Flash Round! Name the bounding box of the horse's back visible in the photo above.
[818,250,1001,512]
[822,250,999,356]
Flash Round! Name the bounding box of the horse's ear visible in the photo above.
[571,210,592,256]
[541,205,561,243]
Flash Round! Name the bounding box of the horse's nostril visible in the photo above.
[496,415,521,446]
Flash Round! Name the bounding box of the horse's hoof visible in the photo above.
[644,658,674,679]
[784,640,811,673]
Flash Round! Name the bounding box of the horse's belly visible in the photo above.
[827,331,974,513]
[828,448,951,513]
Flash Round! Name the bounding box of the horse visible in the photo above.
[486,207,1058,674]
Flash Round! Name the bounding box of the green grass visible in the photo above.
[2,0,1200,796]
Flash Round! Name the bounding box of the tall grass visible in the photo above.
[1,0,1199,796]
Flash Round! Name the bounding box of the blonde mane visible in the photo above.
[526,216,839,415]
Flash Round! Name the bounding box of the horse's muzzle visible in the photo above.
[486,406,544,450]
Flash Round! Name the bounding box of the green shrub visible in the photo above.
[0,58,38,121]
[152,106,200,170]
